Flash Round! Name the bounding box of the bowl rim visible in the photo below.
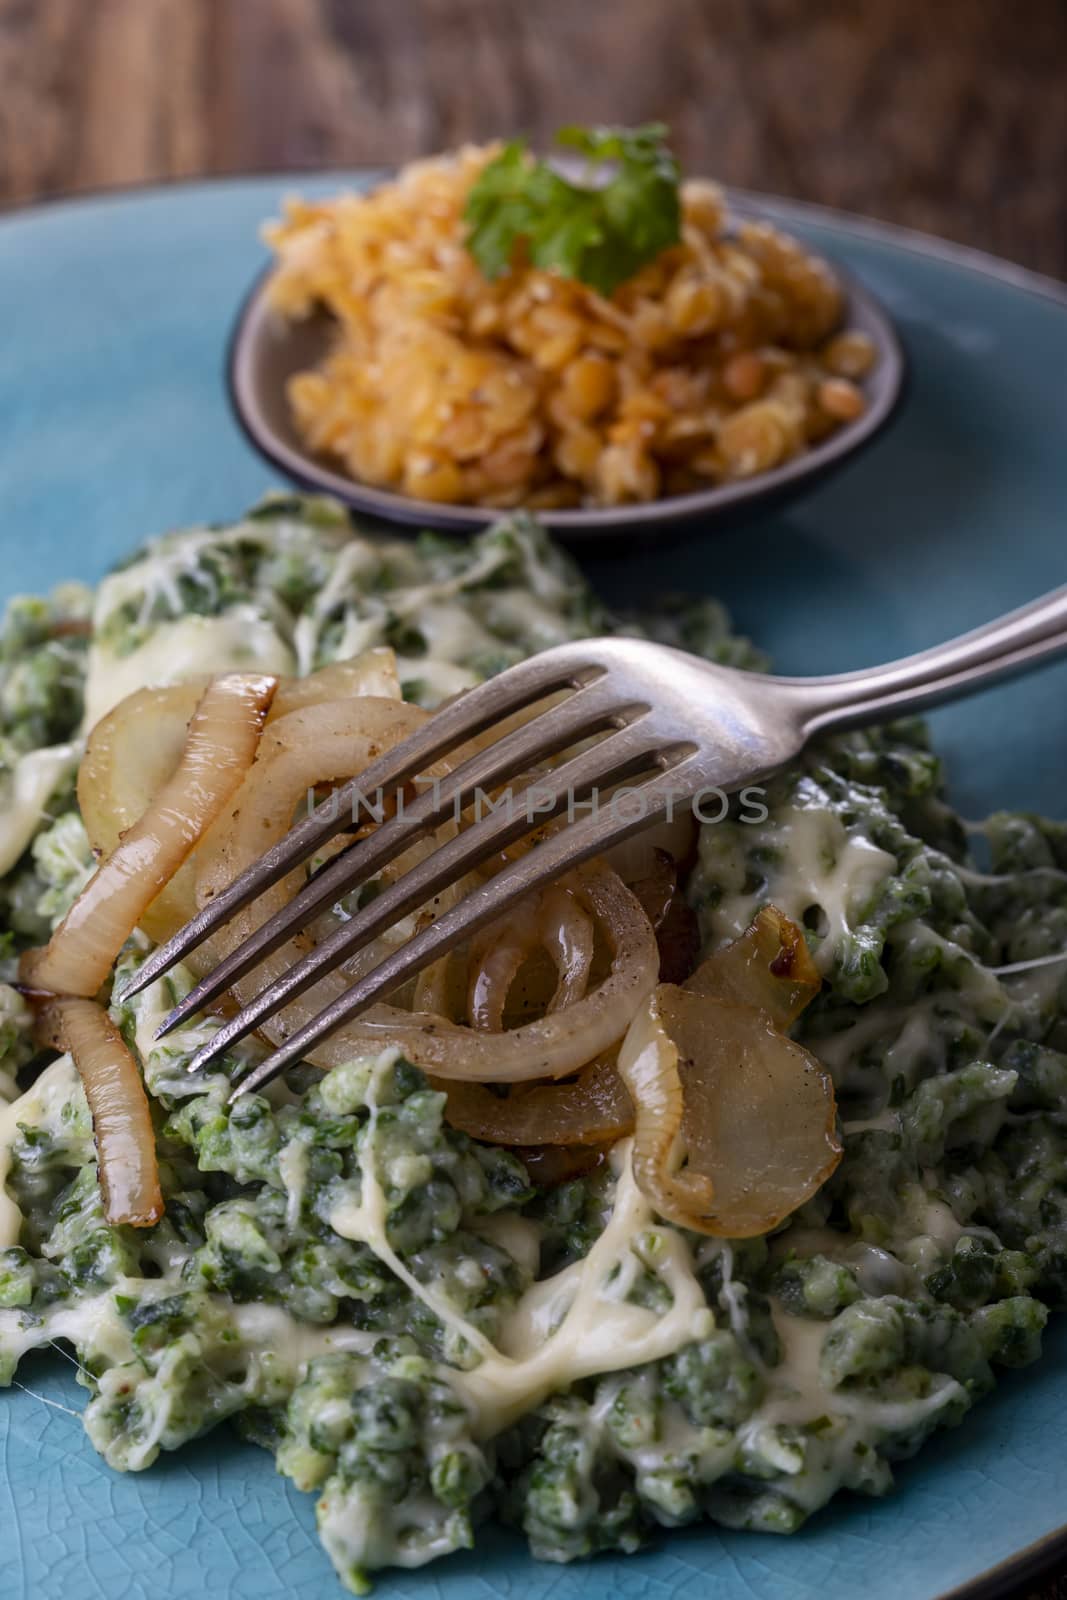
[227,188,907,536]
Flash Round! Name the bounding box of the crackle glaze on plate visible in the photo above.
[1,175,1066,1600]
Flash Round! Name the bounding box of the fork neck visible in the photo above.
[769,584,1067,740]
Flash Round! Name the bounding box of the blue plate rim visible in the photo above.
[3,168,1067,1600]
[940,1520,1067,1600]
[3,168,1066,312]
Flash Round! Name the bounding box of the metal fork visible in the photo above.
[120,585,1067,1099]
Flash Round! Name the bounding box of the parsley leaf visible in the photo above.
[464,123,681,297]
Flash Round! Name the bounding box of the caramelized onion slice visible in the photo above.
[466,883,595,1032]
[298,861,657,1082]
[79,653,402,858]
[45,996,163,1227]
[670,989,840,1233]
[439,1057,633,1146]
[685,905,820,1028]
[466,897,544,1033]
[77,652,402,943]
[538,885,596,1014]
[195,693,660,1081]
[27,673,277,997]
[617,907,834,1238]
[515,1142,611,1186]
[618,985,841,1237]
[627,849,677,934]
[78,680,207,943]
[626,848,702,984]
[268,648,400,718]
[78,681,205,858]
[192,692,439,992]
[605,814,697,885]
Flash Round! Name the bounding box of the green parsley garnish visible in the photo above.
[463,123,682,298]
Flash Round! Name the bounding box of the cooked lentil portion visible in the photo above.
[265,143,876,509]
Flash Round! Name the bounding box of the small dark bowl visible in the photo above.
[228,200,905,541]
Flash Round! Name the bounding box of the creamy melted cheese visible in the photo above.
[0,1054,83,1246]
[229,1300,380,1365]
[809,996,946,1100]
[0,742,80,876]
[712,803,898,976]
[84,611,296,729]
[91,526,249,618]
[776,808,898,969]
[112,960,234,1108]
[279,1137,312,1233]
[696,1238,753,1350]
[395,653,482,700]
[767,1306,967,1437]
[84,525,310,726]
[330,1062,713,1440]
[484,590,583,647]
[733,1306,965,1512]
[841,1108,901,1136]
[291,539,404,676]
[454,1148,713,1438]
[290,534,508,678]
[0,1281,381,1442]
[318,1490,463,1578]
[473,1211,543,1280]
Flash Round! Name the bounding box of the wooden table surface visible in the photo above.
[3,0,1067,281]
[3,2,1067,1597]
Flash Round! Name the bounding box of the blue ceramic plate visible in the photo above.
[1,175,1066,1600]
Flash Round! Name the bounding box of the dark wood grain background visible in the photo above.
[3,2,1067,1597]
[3,0,1067,280]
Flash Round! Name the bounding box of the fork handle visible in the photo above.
[774,583,1067,738]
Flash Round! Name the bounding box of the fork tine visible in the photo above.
[117,644,605,1003]
[156,675,645,1037]
[229,750,699,1100]
[187,721,685,1079]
